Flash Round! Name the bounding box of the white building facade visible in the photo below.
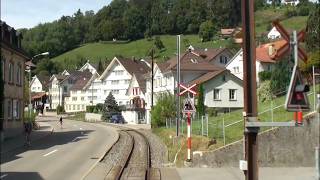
[30,76,44,92]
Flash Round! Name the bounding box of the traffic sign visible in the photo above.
[179,83,197,96]
[272,20,308,62]
[182,99,196,113]
[285,65,310,111]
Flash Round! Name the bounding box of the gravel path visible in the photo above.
[101,131,133,166]
[139,129,168,168]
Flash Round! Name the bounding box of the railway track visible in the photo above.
[87,124,160,180]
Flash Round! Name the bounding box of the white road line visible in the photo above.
[79,127,83,130]
[0,174,8,179]
[72,137,78,142]
[43,149,58,157]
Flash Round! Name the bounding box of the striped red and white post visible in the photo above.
[187,111,191,161]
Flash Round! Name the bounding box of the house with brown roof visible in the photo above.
[79,60,99,75]
[1,21,29,140]
[64,71,94,112]
[226,39,290,83]
[192,47,234,67]
[144,50,232,122]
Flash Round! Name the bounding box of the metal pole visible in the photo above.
[151,48,154,109]
[187,111,191,161]
[223,117,225,146]
[241,0,259,179]
[206,115,208,137]
[313,66,316,111]
[201,115,204,136]
[176,35,181,137]
[316,146,320,180]
[28,67,32,122]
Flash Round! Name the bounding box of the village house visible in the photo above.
[30,75,50,92]
[267,26,281,40]
[1,21,29,140]
[144,49,238,123]
[79,61,99,75]
[226,39,288,83]
[48,74,68,109]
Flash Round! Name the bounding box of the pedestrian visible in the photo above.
[59,116,63,129]
[24,121,32,146]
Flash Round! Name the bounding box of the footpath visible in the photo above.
[0,120,54,154]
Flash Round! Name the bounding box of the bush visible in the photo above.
[56,105,65,115]
[151,92,176,127]
[285,8,297,18]
[258,80,272,102]
[206,107,217,117]
[86,105,95,113]
[258,71,272,82]
[297,5,310,16]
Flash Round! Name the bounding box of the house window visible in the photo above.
[72,97,77,101]
[82,105,85,110]
[63,86,67,92]
[229,89,237,101]
[213,89,221,100]
[219,56,228,64]
[125,80,131,84]
[233,66,240,73]
[81,97,85,101]
[77,105,80,110]
[267,64,272,71]
[8,62,14,83]
[111,90,119,94]
[16,64,21,85]
[114,70,124,75]
[7,99,12,119]
[111,80,119,85]
[1,58,5,81]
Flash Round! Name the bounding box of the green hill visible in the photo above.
[51,8,308,69]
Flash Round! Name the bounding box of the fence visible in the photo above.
[165,86,319,147]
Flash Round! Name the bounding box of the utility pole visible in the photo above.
[241,0,259,180]
[176,35,181,137]
[151,48,154,109]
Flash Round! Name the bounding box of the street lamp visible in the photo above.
[27,52,49,122]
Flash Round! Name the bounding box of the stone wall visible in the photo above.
[192,113,319,167]
[85,113,102,122]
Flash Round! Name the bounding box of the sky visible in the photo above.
[1,0,112,29]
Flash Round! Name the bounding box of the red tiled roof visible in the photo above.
[256,39,287,63]
[193,48,231,62]
[221,29,235,35]
[31,92,46,100]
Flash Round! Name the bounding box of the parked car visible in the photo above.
[111,114,124,124]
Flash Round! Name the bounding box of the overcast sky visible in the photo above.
[1,0,112,29]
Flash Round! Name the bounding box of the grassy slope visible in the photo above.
[51,35,229,67]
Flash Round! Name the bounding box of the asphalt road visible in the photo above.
[0,116,118,180]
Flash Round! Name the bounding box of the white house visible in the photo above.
[266,0,300,6]
[64,71,94,112]
[226,39,288,83]
[48,74,68,109]
[189,69,244,112]
[145,50,224,123]
[122,74,147,124]
[79,61,98,75]
[267,27,281,40]
[98,57,150,107]
[30,75,49,92]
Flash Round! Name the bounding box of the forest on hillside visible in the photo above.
[20,0,317,62]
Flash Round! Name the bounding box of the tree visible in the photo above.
[300,50,320,73]
[97,59,104,74]
[123,6,146,40]
[154,36,165,50]
[197,84,205,117]
[199,20,215,42]
[306,5,320,52]
[151,92,176,127]
[258,80,272,102]
[270,59,291,93]
[102,92,120,121]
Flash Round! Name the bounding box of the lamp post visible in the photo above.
[27,52,49,122]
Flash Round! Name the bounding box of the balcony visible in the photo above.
[124,97,145,111]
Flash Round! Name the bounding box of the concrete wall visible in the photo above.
[192,113,319,167]
[85,113,102,122]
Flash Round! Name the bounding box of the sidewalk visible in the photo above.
[1,121,54,154]
[177,167,317,180]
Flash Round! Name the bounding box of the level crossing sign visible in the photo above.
[179,83,197,96]
[285,65,310,111]
[182,99,196,113]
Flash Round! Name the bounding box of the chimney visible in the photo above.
[268,44,274,56]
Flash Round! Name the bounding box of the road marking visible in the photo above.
[0,174,8,179]
[43,149,58,157]
[72,137,78,142]
[80,127,83,130]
